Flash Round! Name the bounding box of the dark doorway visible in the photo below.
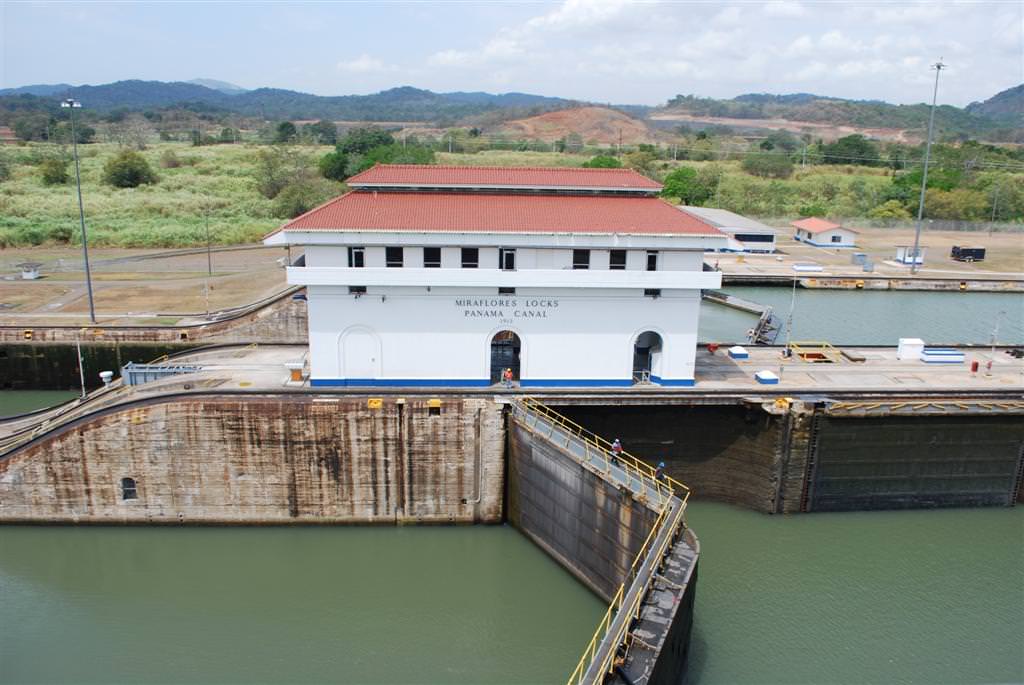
[490,330,521,383]
[633,331,663,383]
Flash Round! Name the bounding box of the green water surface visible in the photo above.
[0,390,78,417]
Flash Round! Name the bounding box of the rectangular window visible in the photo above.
[461,247,479,268]
[644,289,662,298]
[120,477,138,501]
[646,251,659,271]
[609,250,627,270]
[348,247,365,268]
[498,287,516,295]
[572,249,590,270]
[500,248,516,271]
[385,247,403,268]
[348,286,367,295]
[831,235,842,243]
[423,247,441,268]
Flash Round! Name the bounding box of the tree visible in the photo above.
[319,150,349,182]
[661,166,713,205]
[0,152,10,183]
[275,121,298,143]
[924,188,988,221]
[40,158,69,185]
[254,146,303,199]
[582,155,622,168]
[219,127,238,143]
[338,127,395,154]
[623,150,658,177]
[306,120,337,145]
[760,130,800,152]
[868,200,912,219]
[273,179,342,219]
[102,150,158,188]
[821,134,879,166]
[741,152,794,179]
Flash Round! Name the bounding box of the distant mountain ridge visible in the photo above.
[0,80,576,122]
[0,78,1020,142]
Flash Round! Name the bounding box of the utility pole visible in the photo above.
[76,334,87,399]
[61,98,97,324]
[204,207,213,319]
[910,59,946,275]
[989,184,1000,236]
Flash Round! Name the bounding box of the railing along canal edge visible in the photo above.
[509,397,692,685]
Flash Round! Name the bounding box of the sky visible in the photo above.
[1,0,1022,107]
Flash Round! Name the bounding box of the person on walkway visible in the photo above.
[655,461,667,482]
[610,438,623,466]
[502,367,514,388]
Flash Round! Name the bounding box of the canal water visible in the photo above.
[700,288,1024,345]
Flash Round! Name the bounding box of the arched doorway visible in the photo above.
[633,331,663,383]
[490,330,521,384]
[341,327,381,379]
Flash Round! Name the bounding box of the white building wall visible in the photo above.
[795,228,856,247]
[305,285,702,387]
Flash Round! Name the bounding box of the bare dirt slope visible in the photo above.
[495,106,657,145]
[650,111,915,143]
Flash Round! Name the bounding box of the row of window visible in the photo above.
[347,247,661,271]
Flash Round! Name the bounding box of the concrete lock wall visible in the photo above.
[554,403,1024,514]
[0,395,504,524]
[808,414,1024,512]
[506,417,662,602]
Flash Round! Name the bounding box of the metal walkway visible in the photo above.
[509,398,691,685]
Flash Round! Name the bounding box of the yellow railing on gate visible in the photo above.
[516,396,690,505]
[509,397,691,685]
[788,340,842,363]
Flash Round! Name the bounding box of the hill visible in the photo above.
[0,80,574,122]
[966,84,1024,123]
[657,90,1023,142]
[495,106,655,145]
[187,78,248,94]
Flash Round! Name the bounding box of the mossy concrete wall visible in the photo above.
[0,395,504,524]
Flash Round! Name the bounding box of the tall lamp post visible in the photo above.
[910,60,946,275]
[61,98,97,324]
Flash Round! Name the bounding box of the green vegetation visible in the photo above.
[39,158,68,185]
[1,133,1020,250]
[102,150,158,188]
[582,155,622,168]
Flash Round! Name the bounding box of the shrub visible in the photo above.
[273,179,340,219]
[0,152,10,182]
[741,152,794,179]
[582,155,622,168]
[40,158,69,185]
[319,150,348,181]
[868,200,912,219]
[102,150,158,188]
[160,150,182,168]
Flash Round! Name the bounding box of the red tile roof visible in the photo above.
[791,217,852,234]
[345,164,662,191]
[273,192,722,236]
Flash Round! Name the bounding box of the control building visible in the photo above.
[264,165,726,387]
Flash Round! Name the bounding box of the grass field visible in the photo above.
[1,143,1018,249]
[0,142,331,249]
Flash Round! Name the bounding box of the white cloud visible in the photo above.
[712,5,743,26]
[763,1,806,18]
[336,54,393,73]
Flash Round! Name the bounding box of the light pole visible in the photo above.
[61,98,97,324]
[204,207,213,319]
[910,60,946,275]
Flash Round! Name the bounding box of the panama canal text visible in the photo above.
[455,297,559,320]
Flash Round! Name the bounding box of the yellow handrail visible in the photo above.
[509,398,691,685]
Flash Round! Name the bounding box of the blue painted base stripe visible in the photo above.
[311,377,698,388]
[651,376,696,387]
[310,378,491,387]
[519,379,634,388]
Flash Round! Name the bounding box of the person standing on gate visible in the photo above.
[502,367,514,388]
[610,438,623,466]
[655,461,667,482]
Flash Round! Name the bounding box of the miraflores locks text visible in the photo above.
[455,297,560,319]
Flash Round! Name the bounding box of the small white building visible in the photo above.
[17,262,42,280]
[791,217,858,248]
[894,245,926,265]
[678,207,776,253]
[264,164,727,387]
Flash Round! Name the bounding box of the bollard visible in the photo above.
[970,360,979,375]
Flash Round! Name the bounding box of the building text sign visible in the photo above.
[455,297,559,320]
